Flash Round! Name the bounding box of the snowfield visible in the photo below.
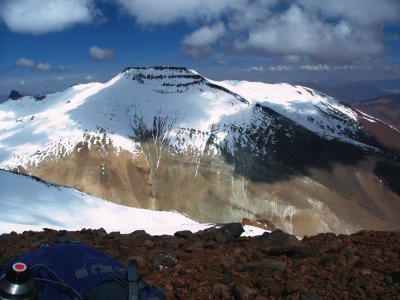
[0,169,266,236]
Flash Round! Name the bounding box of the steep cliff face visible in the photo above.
[1,67,399,236]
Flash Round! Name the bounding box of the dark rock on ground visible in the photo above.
[268,245,318,258]
[203,223,245,243]
[390,271,400,283]
[0,228,399,299]
[239,259,287,272]
[173,230,193,239]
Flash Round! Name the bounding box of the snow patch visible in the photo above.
[0,170,266,236]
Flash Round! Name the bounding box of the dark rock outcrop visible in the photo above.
[8,90,24,100]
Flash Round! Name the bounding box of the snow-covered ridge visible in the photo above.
[0,169,266,236]
[210,79,362,143]
[0,66,371,171]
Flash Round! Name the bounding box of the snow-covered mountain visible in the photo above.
[1,67,399,236]
[0,169,265,236]
[0,67,375,168]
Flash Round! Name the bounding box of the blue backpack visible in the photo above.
[0,241,165,300]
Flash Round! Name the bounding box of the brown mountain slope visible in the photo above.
[357,115,400,152]
[15,135,400,237]
[354,94,400,131]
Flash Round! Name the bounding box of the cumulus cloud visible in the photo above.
[117,0,399,64]
[181,22,225,58]
[3,0,398,65]
[297,0,400,26]
[183,23,225,48]
[35,63,51,71]
[242,5,385,63]
[0,0,97,34]
[89,46,115,61]
[117,0,248,25]
[15,58,52,71]
[16,58,36,67]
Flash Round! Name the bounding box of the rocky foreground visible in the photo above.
[0,225,399,299]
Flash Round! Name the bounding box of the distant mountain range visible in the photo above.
[361,78,400,93]
[1,67,399,236]
[298,80,399,104]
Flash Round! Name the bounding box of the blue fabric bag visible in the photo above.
[0,241,165,300]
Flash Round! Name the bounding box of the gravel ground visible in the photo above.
[0,225,399,299]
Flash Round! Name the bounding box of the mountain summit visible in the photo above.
[1,66,399,236]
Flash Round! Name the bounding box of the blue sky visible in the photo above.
[0,0,399,95]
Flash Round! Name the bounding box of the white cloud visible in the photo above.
[20,80,25,86]
[333,65,356,71]
[242,4,386,63]
[89,46,115,61]
[55,76,65,81]
[244,6,322,54]
[217,58,229,65]
[115,0,399,64]
[0,0,97,34]
[35,63,51,71]
[246,67,265,72]
[85,75,94,80]
[297,0,400,26]
[183,23,225,48]
[4,0,398,65]
[284,55,301,63]
[117,0,247,25]
[16,58,36,67]
[15,58,52,71]
[269,65,292,72]
[300,64,330,71]
[228,0,276,31]
[246,65,292,72]
[181,22,226,59]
